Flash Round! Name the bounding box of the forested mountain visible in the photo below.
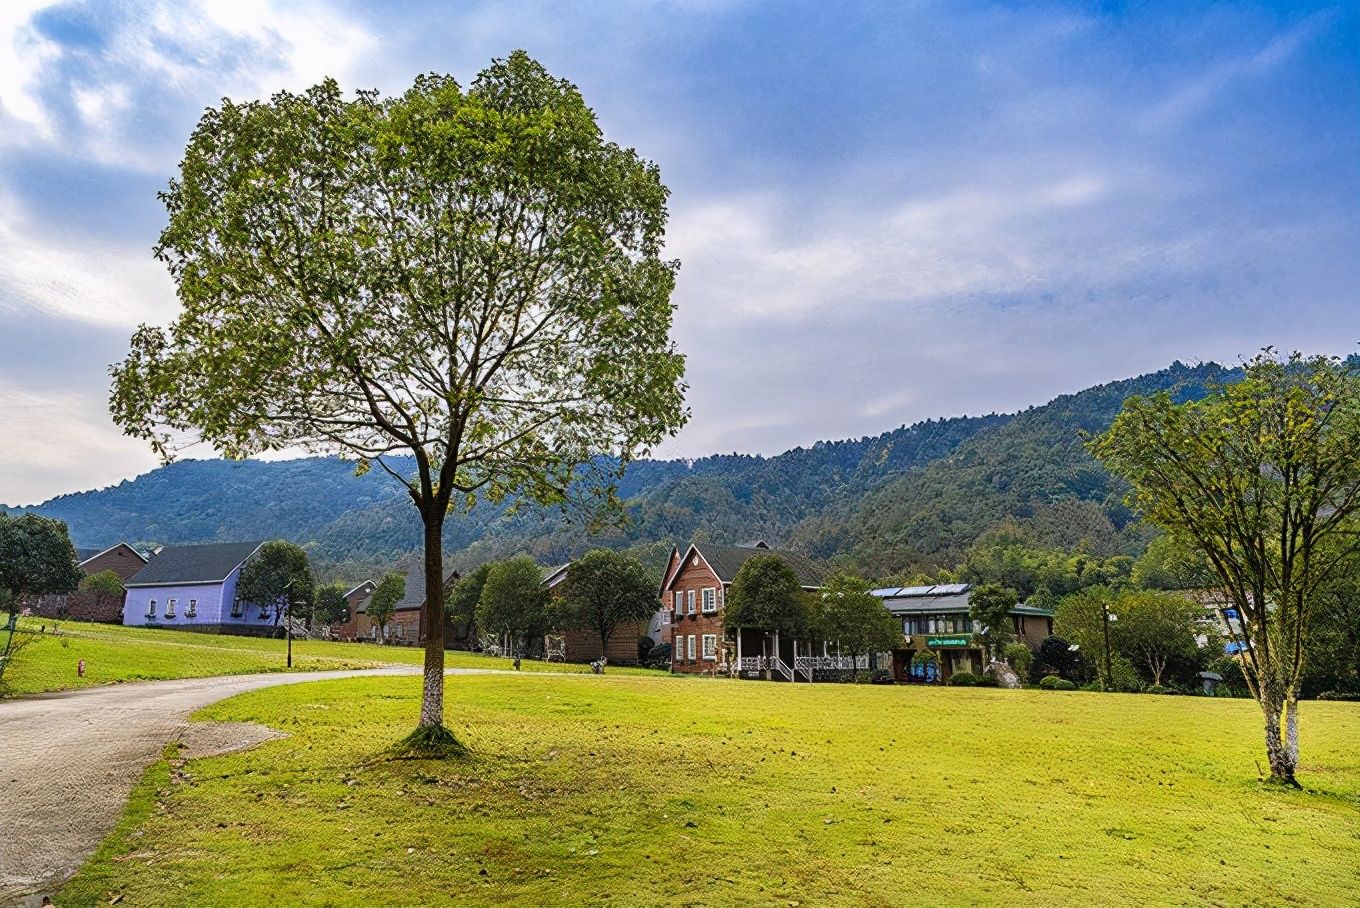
[3,361,1231,580]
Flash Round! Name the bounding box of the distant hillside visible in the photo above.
[3,361,1232,577]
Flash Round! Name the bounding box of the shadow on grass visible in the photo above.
[386,723,472,761]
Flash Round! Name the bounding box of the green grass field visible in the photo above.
[59,673,1360,907]
[0,620,658,696]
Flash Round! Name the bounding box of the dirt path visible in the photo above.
[0,666,493,906]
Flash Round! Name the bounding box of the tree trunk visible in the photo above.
[419,515,446,730]
[1260,683,1299,787]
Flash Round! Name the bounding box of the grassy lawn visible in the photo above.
[1,620,658,696]
[60,674,1360,906]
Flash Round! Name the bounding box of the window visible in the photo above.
[673,591,683,615]
[165,598,177,618]
[702,634,717,660]
[146,599,156,618]
[701,588,716,613]
[662,608,670,625]
[230,598,243,618]
[686,590,696,615]
[258,604,272,621]
[186,599,197,618]
[687,635,697,661]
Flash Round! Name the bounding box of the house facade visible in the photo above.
[324,580,377,641]
[348,568,457,645]
[873,583,1054,682]
[659,541,825,677]
[121,541,268,633]
[32,542,148,623]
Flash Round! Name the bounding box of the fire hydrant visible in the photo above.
[77,659,86,678]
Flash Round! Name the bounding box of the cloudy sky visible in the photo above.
[1,1,1357,505]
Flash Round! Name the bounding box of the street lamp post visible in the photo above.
[282,578,294,669]
[1100,600,1117,691]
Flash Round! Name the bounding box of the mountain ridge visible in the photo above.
[4,361,1232,577]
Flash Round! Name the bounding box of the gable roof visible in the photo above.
[668,542,825,590]
[125,541,264,588]
[541,563,570,588]
[77,542,149,567]
[357,568,458,613]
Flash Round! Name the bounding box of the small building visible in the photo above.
[32,542,148,623]
[324,579,377,641]
[659,541,824,677]
[873,583,1054,682]
[122,541,269,634]
[349,568,457,645]
[543,563,645,665]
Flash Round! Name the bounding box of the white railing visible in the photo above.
[738,656,765,672]
[769,657,794,682]
[794,655,871,671]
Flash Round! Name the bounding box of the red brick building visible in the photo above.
[31,543,148,623]
[659,541,824,676]
[340,569,457,646]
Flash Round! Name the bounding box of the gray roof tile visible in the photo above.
[126,541,264,587]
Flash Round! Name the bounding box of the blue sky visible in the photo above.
[0,0,1356,504]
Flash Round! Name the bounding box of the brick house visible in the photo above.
[660,541,824,676]
[32,542,148,623]
[543,563,645,665]
[324,579,377,641]
[349,568,458,646]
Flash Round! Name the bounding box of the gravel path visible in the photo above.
[0,666,492,905]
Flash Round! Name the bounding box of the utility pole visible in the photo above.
[1100,599,1115,691]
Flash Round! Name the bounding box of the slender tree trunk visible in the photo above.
[419,514,446,730]
[1260,682,1299,787]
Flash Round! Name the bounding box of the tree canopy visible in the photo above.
[476,556,550,652]
[366,572,407,640]
[1091,351,1360,785]
[236,540,315,626]
[0,514,82,615]
[312,582,352,627]
[813,573,901,676]
[968,582,1018,660]
[723,554,809,639]
[559,549,655,662]
[109,51,688,742]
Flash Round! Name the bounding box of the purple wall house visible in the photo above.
[122,541,275,634]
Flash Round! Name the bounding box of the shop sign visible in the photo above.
[926,635,971,648]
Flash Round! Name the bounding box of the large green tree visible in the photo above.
[109,53,687,746]
[967,582,1018,661]
[724,554,809,678]
[312,582,352,628]
[1110,590,1202,688]
[0,514,83,616]
[445,562,493,647]
[476,556,550,656]
[236,540,315,629]
[1091,351,1360,786]
[813,573,901,680]
[559,549,655,667]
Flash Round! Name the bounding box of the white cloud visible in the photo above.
[0,379,161,505]
[0,190,174,327]
[0,0,376,170]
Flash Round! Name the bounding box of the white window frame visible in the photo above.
[146,598,156,618]
[701,588,716,613]
[673,591,683,615]
[186,599,197,618]
[702,634,717,660]
[165,598,177,618]
[230,598,244,618]
[686,590,696,615]
[687,634,696,661]
[662,607,670,625]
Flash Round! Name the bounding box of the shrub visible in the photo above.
[947,671,978,686]
[1003,643,1034,677]
[1040,674,1076,691]
[1318,690,1360,701]
[1079,681,1102,692]
[974,676,998,687]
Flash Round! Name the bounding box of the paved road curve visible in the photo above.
[0,666,455,905]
